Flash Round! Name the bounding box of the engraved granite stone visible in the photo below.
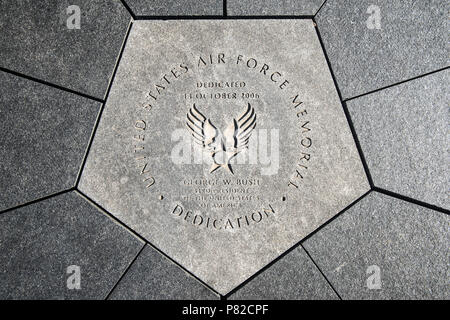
[79,20,369,294]
[0,191,143,299]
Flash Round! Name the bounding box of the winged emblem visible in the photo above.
[186,103,257,174]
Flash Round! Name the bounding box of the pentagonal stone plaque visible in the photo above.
[79,20,369,294]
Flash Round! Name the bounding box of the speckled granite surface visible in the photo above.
[0,0,447,300]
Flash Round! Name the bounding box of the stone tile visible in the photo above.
[0,191,144,300]
[0,71,101,212]
[228,0,325,16]
[124,0,223,16]
[0,0,130,99]
[316,0,449,100]
[303,192,450,300]
[347,69,449,210]
[79,20,369,294]
[108,245,218,300]
[229,246,338,299]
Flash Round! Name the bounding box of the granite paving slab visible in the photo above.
[108,245,218,300]
[0,70,101,212]
[79,19,369,294]
[0,0,131,99]
[315,0,449,100]
[303,192,450,300]
[227,0,325,16]
[347,69,449,210]
[123,0,223,16]
[0,191,144,300]
[228,246,338,299]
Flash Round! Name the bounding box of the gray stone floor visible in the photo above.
[0,0,448,300]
